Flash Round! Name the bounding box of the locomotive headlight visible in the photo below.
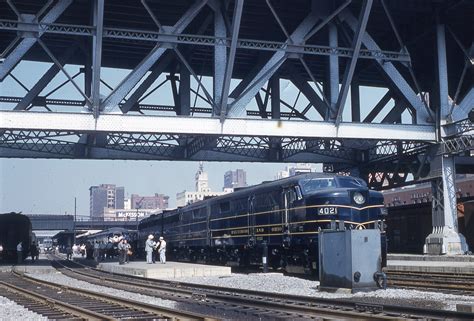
[353,192,366,205]
[0,245,3,252]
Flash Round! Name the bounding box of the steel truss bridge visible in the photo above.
[0,0,473,252]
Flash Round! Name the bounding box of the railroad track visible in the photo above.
[47,256,474,320]
[385,270,474,295]
[0,269,215,320]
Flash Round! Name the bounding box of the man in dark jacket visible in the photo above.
[66,245,73,260]
[31,242,39,263]
[117,239,126,265]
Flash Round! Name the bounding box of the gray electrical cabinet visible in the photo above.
[319,229,382,292]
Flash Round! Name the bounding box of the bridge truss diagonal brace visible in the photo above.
[0,0,73,81]
[451,87,474,123]
[227,10,321,118]
[213,3,227,117]
[219,0,244,122]
[92,0,105,118]
[334,0,372,125]
[101,0,208,112]
[14,44,78,110]
[290,73,327,118]
[339,9,434,125]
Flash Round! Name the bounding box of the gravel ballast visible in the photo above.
[0,296,48,320]
[27,271,474,313]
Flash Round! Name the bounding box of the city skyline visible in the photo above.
[0,158,295,217]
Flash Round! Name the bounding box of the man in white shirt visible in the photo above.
[16,241,23,264]
[158,237,166,264]
[145,235,156,264]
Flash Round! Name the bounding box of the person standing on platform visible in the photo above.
[158,236,166,264]
[93,241,100,262]
[31,242,39,263]
[117,239,126,265]
[66,245,73,260]
[153,236,159,263]
[16,241,23,265]
[145,235,156,264]
[34,243,39,261]
[124,239,131,264]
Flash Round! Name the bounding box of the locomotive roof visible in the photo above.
[139,173,363,224]
[162,173,348,213]
[210,172,339,201]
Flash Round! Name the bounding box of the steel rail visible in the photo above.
[52,257,474,320]
[0,281,112,320]
[51,259,390,320]
[385,270,474,294]
[7,268,215,320]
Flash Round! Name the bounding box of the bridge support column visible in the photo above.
[424,22,469,255]
[424,155,469,255]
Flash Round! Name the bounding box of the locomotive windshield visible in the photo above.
[300,178,335,193]
[336,177,367,188]
[299,176,367,193]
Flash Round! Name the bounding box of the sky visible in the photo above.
[0,58,395,217]
[0,158,286,217]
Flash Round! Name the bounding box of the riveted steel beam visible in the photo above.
[101,0,208,111]
[219,0,244,122]
[0,0,73,81]
[334,0,372,124]
[0,19,413,62]
[339,9,434,124]
[14,44,78,110]
[228,10,321,117]
[92,0,104,118]
[0,111,436,141]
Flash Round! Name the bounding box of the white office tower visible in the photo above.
[176,162,229,207]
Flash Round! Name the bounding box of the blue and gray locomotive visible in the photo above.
[139,173,386,274]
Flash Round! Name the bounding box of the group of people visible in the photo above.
[145,235,166,264]
[16,236,167,266]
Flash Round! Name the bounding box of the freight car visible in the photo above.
[0,212,33,262]
[139,173,387,274]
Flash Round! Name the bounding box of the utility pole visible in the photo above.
[135,197,145,246]
[136,197,145,232]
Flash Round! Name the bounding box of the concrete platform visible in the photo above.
[0,257,56,274]
[98,261,231,279]
[386,254,474,274]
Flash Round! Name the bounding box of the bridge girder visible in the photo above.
[0,0,472,191]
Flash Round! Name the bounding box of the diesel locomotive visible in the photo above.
[139,173,387,274]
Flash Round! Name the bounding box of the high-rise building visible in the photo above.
[177,162,229,207]
[224,169,247,189]
[131,193,169,210]
[275,163,316,180]
[89,184,125,220]
[195,161,211,193]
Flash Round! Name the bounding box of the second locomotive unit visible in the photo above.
[139,173,386,274]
